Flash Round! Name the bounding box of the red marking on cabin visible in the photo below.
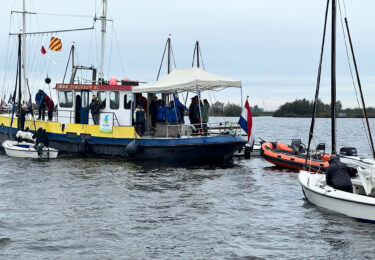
[55,83,136,91]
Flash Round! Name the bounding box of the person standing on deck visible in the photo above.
[35,90,46,120]
[18,105,29,131]
[88,95,101,125]
[149,96,159,133]
[134,104,146,136]
[138,95,148,116]
[201,99,210,135]
[44,95,54,121]
[189,96,200,132]
[166,101,180,123]
[157,100,167,122]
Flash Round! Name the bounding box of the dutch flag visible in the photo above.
[238,99,254,143]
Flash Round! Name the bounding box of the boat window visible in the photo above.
[124,94,132,109]
[97,91,106,109]
[110,91,119,109]
[81,91,93,108]
[82,91,89,108]
[58,91,73,108]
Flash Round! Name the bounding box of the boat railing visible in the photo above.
[150,121,243,138]
[48,109,121,126]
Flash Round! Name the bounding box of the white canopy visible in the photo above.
[132,67,241,94]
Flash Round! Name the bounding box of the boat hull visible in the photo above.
[0,126,246,162]
[261,142,329,172]
[299,170,375,222]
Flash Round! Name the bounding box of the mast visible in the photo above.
[196,41,200,68]
[167,37,171,74]
[18,34,22,116]
[22,0,27,104]
[99,0,108,82]
[331,0,337,154]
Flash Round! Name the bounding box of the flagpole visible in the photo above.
[240,85,243,108]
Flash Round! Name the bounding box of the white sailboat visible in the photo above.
[299,0,375,222]
[2,131,58,159]
[2,140,58,159]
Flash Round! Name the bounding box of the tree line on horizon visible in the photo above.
[209,99,375,118]
[273,98,375,118]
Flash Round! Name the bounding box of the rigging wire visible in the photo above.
[305,0,330,166]
[36,12,93,18]
[170,41,177,69]
[106,21,114,80]
[198,47,206,71]
[112,24,126,76]
[337,0,372,153]
[1,16,14,99]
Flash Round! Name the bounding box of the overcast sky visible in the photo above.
[1,0,375,110]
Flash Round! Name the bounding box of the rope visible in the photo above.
[338,0,372,153]
[156,40,168,80]
[106,21,114,80]
[170,42,177,69]
[198,47,206,71]
[305,0,329,167]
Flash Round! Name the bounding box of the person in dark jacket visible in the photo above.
[88,95,101,125]
[133,104,146,136]
[149,96,159,130]
[33,127,49,156]
[18,105,29,131]
[35,90,47,120]
[189,96,200,133]
[326,156,353,193]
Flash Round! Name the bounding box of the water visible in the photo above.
[1,117,375,259]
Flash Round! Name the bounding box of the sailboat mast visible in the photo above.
[22,0,27,104]
[196,41,200,68]
[99,0,107,82]
[331,0,337,154]
[18,34,22,114]
[167,38,171,74]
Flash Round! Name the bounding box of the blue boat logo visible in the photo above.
[104,115,109,124]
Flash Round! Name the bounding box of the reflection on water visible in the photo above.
[0,117,375,258]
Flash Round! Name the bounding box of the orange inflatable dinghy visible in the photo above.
[260,140,331,172]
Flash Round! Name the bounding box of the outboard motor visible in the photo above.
[340,147,357,156]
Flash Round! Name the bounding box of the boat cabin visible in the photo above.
[55,79,139,126]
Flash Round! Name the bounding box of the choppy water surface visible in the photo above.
[1,117,375,259]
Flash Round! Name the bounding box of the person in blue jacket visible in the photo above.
[157,100,167,122]
[35,90,47,120]
[166,101,180,123]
